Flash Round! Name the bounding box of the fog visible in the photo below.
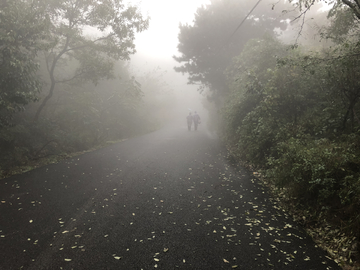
[130,52,209,128]
[2,1,359,267]
[129,0,211,130]
[1,0,335,168]
[127,0,331,134]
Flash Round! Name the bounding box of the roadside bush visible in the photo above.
[0,121,56,172]
[0,119,97,174]
[222,37,360,250]
[234,103,279,165]
[266,135,360,207]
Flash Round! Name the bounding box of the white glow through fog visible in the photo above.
[133,0,210,59]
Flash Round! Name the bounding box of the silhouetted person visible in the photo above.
[186,112,193,131]
[193,111,201,131]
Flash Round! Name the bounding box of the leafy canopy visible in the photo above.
[34,0,149,121]
[0,0,50,127]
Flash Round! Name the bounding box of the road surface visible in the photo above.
[0,124,340,269]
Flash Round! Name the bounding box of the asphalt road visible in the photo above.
[0,124,341,270]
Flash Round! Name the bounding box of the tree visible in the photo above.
[174,0,293,104]
[34,0,149,121]
[222,36,294,163]
[0,0,49,127]
[289,0,360,42]
[293,0,360,20]
[291,0,360,132]
[45,60,144,146]
[324,44,360,132]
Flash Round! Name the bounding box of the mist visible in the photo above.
[130,52,209,128]
[0,0,335,168]
[1,1,360,267]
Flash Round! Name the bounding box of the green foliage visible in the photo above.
[222,37,294,162]
[266,136,360,205]
[0,2,168,180]
[325,44,360,132]
[0,74,142,173]
[325,7,360,42]
[0,0,50,126]
[34,0,149,121]
[0,0,152,171]
[222,33,360,242]
[0,120,60,171]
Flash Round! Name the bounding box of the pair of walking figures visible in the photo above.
[187,112,201,131]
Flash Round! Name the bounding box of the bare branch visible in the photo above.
[291,0,315,22]
[55,70,86,83]
[62,33,116,54]
[295,11,307,44]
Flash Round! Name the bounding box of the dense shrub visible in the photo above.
[266,135,360,206]
[222,36,360,244]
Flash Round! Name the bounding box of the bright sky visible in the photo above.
[133,0,210,59]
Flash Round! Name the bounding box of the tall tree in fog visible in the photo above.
[34,0,149,121]
[0,0,49,127]
[174,0,293,103]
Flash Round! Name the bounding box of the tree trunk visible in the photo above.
[33,36,70,122]
[342,97,358,131]
[33,78,55,122]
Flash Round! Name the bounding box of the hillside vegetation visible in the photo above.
[175,0,360,267]
[0,0,176,177]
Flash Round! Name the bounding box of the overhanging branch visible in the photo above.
[342,0,360,19]
[63,33,116,54]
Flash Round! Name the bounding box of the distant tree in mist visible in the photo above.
[0,0,49,127]
[173,0,293,104]
[33,0,149,121]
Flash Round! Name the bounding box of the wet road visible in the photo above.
[0,124,340,269]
